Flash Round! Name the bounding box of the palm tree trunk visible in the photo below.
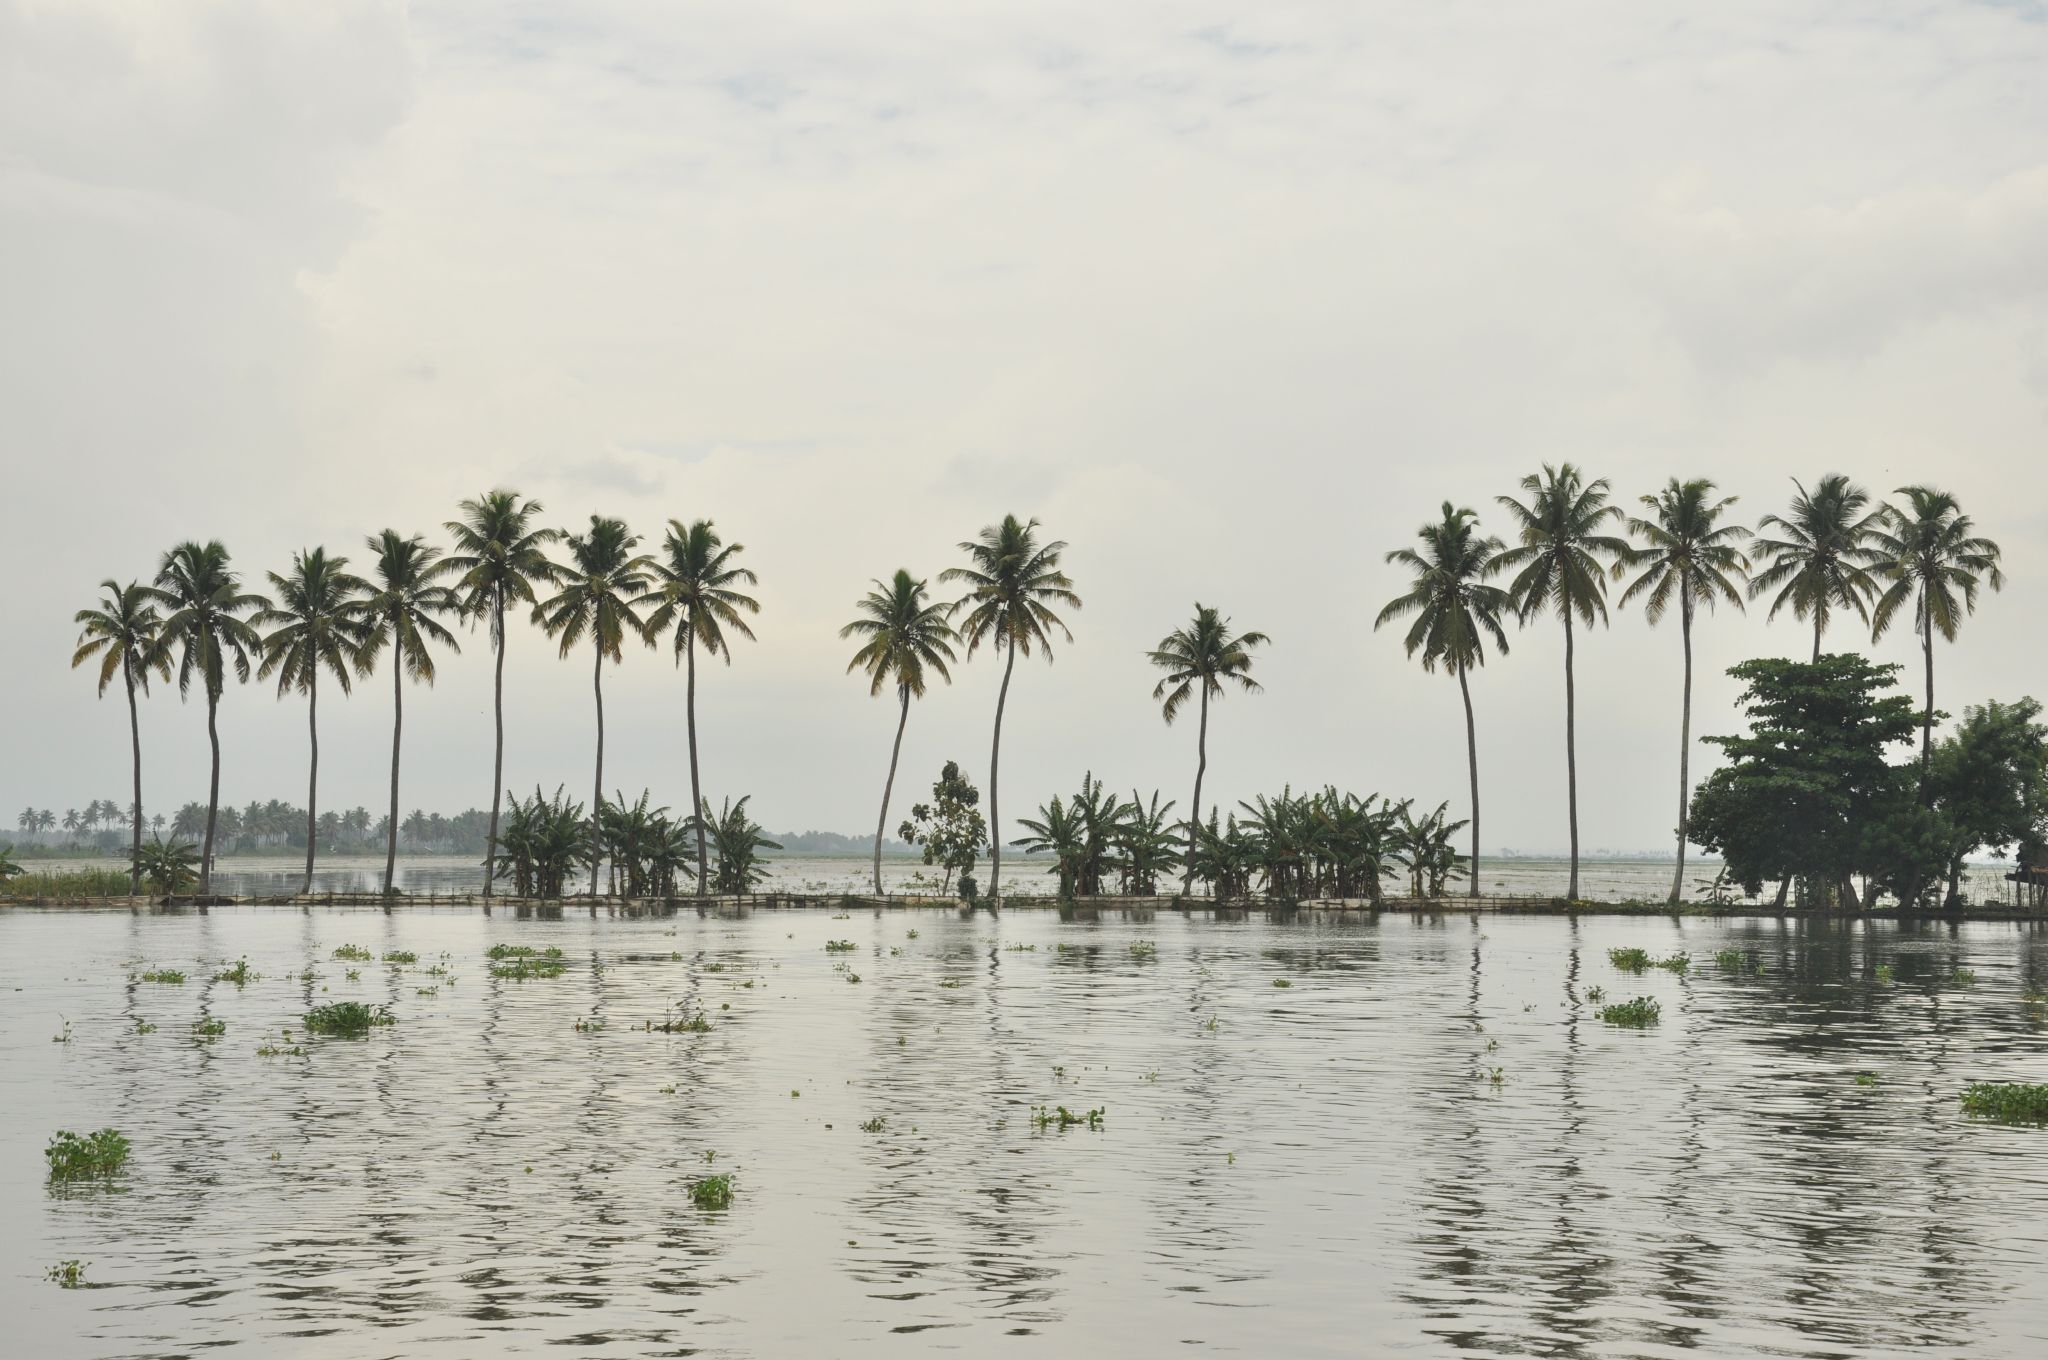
[384,656,402,895]
[988,642,1018,904]
[1564,609,1580,902]
[1458,662,1480,899]
[125,663,142,896]
[1811,615,1822,664]
[874,685,910,896]
[590,641,605,897]
[687,629,706,895]
[302,672,318,897]
[1670,599,1693,904]
[1919,602,1935,788]
[201,686,221,896]
[485,589,506,897]
[1183,686,1209,897]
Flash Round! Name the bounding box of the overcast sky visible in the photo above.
[4,0,2046,854]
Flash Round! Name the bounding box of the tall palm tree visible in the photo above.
[357,531,462,895]
[1619,479,1750,902]
[1494,465,1629,902]
[1375,504,1511,899]
[254,548,371,896]
[840,570,958,895]
[534,516,655,895]
[146,541,266,895]
[1749,474,1883,661]
[1868,486,2004,775]
[940,515,1082,903]
[71,581,171,893]
[445,491,563,896]
[1146,604,1269,896]
[645,519,760,895]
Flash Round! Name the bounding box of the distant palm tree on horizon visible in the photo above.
[1146,604,1268,897]
[1749,473,1883,662]
[1376,503,1511,898]
[71,580,171,894]
[1619,478,1749,902]
[941,515,1081,903]
[357,530,462,895]
[841,570,958,896]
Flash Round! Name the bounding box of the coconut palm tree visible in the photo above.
[1748,474,1883,662]
[645,520,760,895]
[1146,604,1269,896]
[444,490,563,896]
[356,530,462,895]
[534,516,656,894]
[146,541,266,894]
[940,515,1081,903]
[1868,486,2004,776]
[1620,479,1750,902]
[254,548,371,895]
[1375,504,1512,899]
[71,581,171,893]
[1494,465,1629,902]
[839,570,957,895]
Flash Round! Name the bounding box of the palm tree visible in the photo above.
[645,520,760,895]
[1620,479,1750,902]
[254,548,371,895]
[1494,465,1630,902]
[534,516,655,894]
[71,581,170,893]
[1375,504,1512,899]
[1748,474,1883,661]
[146,541,266,894]
[840,570,957,895]
[445,491,563,896]
[1146,604,1269,896]
[1868,486,2004,775]
[940,515,1081,903]
[356,530,462,895]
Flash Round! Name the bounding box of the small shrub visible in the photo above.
[139,968,186,985]
[1607,947,1652,972]
[1599,996,1661,1028]
[45,1128,131,1181]
[331,944,373,962]
[302,1002,394,1037]
[690,1173,734,1209]
[1958,1082,2048,1124]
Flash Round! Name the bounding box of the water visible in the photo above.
[4,905,2047,1358]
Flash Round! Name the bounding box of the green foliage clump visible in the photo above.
[1032,1104,1106,1131]
[1713,949,1749,972]
[382,950,418,965]
[0,865,138,898]
[45,1128,131,1181]
[1599,996,1662,1028]
[898,761,988,896]
[303,1002,394,1036]
[192,1017,226,1039]
[489,955,567,979]
[212,957,258,985]
[131,835,199,896]
[46,1259,87,1287]
[1959,1082,2048,1124]
[331,944,373,962]
[1608,947,1652,971]
[859,1116,887,1133]
[649,1013,712,1033]
[690,1173,734,1209]
[1651,953,1691,973]
[824,940,857,953]
[140,968,186,985]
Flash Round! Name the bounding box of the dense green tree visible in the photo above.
[1619,479,1750,901]
[840,570,956,895]
[356,531,462,895]
[1012,793,1084,898]
[1147,604,1268,896]
[1926,699,2045,906]
[71,581,170,893]
[688,795,781,893]
[897,761,987,896]
[1494,466,1629,901]
[1749,474,1882,662]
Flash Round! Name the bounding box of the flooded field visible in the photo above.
[4,905,2047,1358]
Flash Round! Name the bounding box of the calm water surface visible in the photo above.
[3,906,2046,1358]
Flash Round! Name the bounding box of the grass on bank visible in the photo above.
[0,868,136,899]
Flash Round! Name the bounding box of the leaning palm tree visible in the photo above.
[940,515,1082,903]
[1748,474,1883,661]
[254,548,372,895]
[444,490,563,896]
[840,570,957,895]
[1494,465,1630,902]
[534,516,655,894]
[356,530,462,895]
[1620,479,1750,902]
[146,541,266,895]
[1868,486,2004,775]
[71,581,171,893]
[1147,604,1269,896]
[1375,504,1511,899]
[645,519,760,895]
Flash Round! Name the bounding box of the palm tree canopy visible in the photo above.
[444,490,564,639]
[1375,502,1512,674]
[1493,464,1631,626]
[1747,473,1884,627]
[939,514,1081,660]
[1868,486,2004,643]
[72,580,172,696]
[356,530,463,682]
[533,516,656,660]
[840,569,957,697]
[146,540,268,699]
[1619,478,1750,624]
[1147,604,1269,724]
[254,548,373,697]
[645,518,760,665]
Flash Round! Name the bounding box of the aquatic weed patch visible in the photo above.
[1651,953,1691,974]
[1959,1083,2048,1125]
[331,944,373,962]
[139,968,186,985]
[690,1173,734,1209]
[824,940,857,953]
[1032,1105,1106,1131]
[191,1017,226,1040]
[302,1002,394,1037]
[45,1129,131,1181]
[489,954,567,980]
[1607,947,1652,972]
[1599,996,1662,1028]
[45,1259,87,1288]
[382,950,418,965]
[211,957,258,986]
